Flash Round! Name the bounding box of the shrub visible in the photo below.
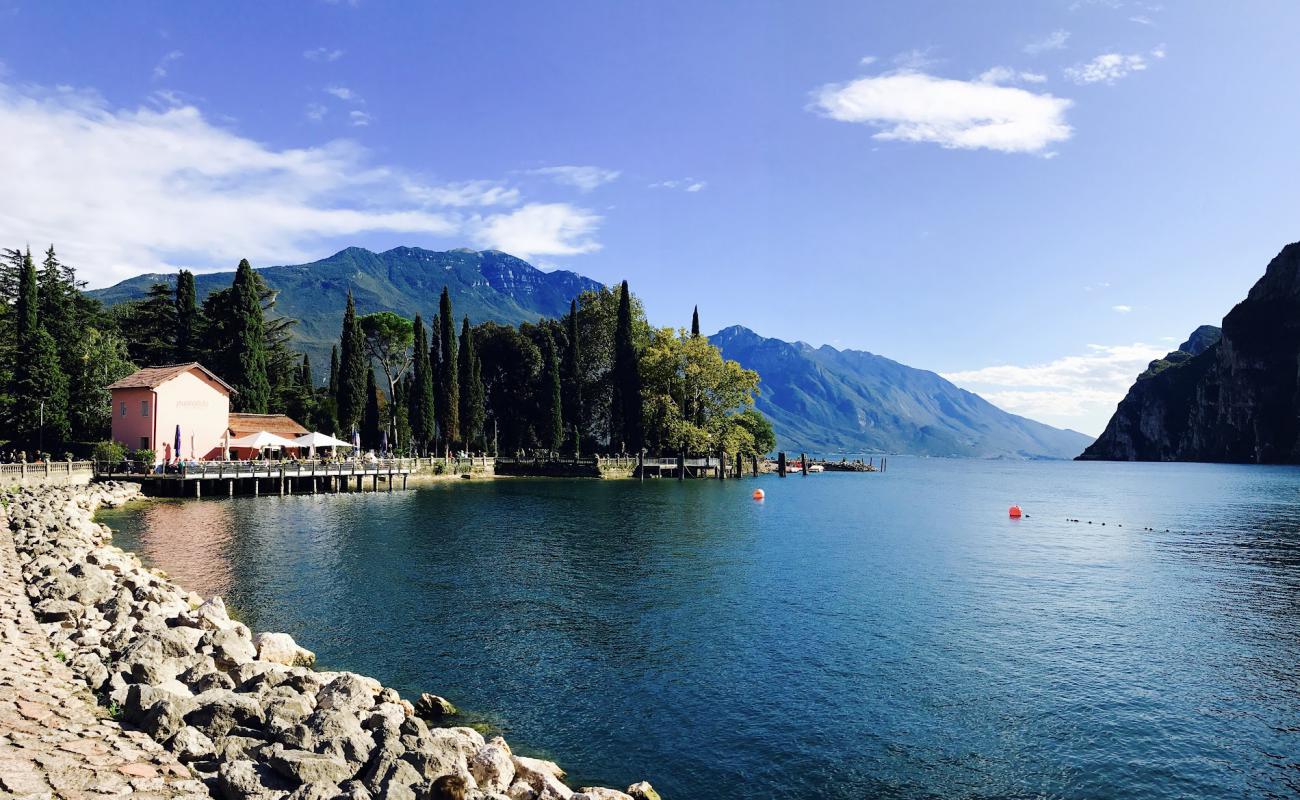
[91,441,127,464]
[132,448,156,466]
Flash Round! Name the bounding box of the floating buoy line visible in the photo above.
[1064,518,1172,532]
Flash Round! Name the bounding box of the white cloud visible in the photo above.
[943,342,1168,434]
[859,55,878,66]
[304,47,345,62]
[1129,15,1155,25]
[979,66,1049,85]
[528,165,620,192]
[1151,43,1167,59]
[1065,52,1147,84]
[0,78,599,285]
[1024,30,1070,55]
[326,85,361,102]
[305,102,328,122]
[685,181,706,192]
[469,203,602,258]
[893,48,938,70]
[152,50,183,80]
[810,70,1072,154]
[348,109,372,127]
[649,177,707,191]
[1112,304,1132,313]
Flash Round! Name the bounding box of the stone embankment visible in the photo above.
[2,482,661,800]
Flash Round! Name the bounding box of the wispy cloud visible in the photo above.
[326,85,362,102]
[1024,30,1070,55]
[305,102,328,122]
[1129,15,1155,25]
[893,48,939,70]
[1112,304,1132,313]
[528,165,621,192]
[303,47,345,62]
[348,109,372,127]
[152,50,183,80]
[469,203,602,258]
[979,66,1049,85]
[810,69,1072,154]
[944,342,1168,433]
[649,177,707,192]
[1065,52,1148,84]
[0,79,601,284]
[859,55,878,66]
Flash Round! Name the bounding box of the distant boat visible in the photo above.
[807,463,824,473]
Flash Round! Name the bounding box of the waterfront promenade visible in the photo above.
[0,524,207,798]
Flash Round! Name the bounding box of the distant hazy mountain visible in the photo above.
[90,246,603,368]
[712,325,1093,459]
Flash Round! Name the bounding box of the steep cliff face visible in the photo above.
[1081,242,1300,462]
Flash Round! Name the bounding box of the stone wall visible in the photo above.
[2,482,662,800]
[0,461,95,488]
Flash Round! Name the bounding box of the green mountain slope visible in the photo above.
[712,325,1093,459]
[90,246,604,369]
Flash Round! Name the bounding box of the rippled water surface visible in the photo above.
[99,459,1300,799]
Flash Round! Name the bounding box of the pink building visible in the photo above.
[108,363,235,463]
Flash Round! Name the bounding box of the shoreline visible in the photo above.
[3,481,661,800]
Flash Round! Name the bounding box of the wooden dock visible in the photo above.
[100,458,418,497]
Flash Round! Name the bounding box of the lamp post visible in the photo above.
[38,400,44,454]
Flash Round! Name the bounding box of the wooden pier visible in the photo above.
[100,458,418,497]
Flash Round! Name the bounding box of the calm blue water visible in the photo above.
[100,459,1300,799]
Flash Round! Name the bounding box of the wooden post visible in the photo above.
[677,451,685,481]
[801,453,808,477]
[638,449,645,482]
[194,480,201,498]
[253,478,259,496]
[751,454,758,477]
[736,451,743,479]
[777,452,786,477]
[718,451,725,480]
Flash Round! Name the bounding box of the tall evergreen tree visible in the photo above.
[610,280,644,452]
[457,316,476,449]
[15,248,37,346]
[562,299,582,453]
[118,283,176,365]
[362,369,382,450]
[227,259,270,413]
[437,289,459,452]
[542,332,563,452]
[38,247,75,359]
[337,291,367,434]
[468,350,485,453]
[691,305,700,338]
[328,345,339,398]
[408,315,436,454]
[287,354,315,430]
[14,328,70,451]
[174,270,200,362]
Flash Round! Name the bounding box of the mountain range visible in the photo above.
[93,246,1092,459]
[711,326,1093,459]
[1081,241,1300,463]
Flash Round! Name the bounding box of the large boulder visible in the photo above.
[267,744,357,785]
[469,743,516,794]
[255,632,317,667]
[414,692,458,720]
[184,688,266,739]
[625,782,662,800]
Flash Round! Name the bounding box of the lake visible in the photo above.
[98,459,1300,799]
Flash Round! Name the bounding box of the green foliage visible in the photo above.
[174,269,202,362]
[458,316,485,450]
[13,327,70,447]
[360,310,414,446]
[362,369,383,450]
[574,285,650,448]
[227,259,271,413]
[475,322,541,453]
[437,289,459,451]
[408,315,436,454]
[562,299,581,451]
[610,280,644,452]
[132,448,156,465]
[336,291,367,433]
[91,440,127,464]
[67,328,136,441]
[118,282,177,366]
[15,248,37,345]
[542,331,563,451]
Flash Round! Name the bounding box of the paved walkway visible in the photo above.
[0,529,209,799]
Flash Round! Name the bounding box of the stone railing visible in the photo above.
[0,460,95,488]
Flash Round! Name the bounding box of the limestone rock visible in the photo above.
[414,692,458,720]
[255,631,317,667]
[624,782,661,800]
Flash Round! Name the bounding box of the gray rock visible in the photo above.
[205,625,258,669]
[268,744,357,784]
[169,725,216,762]
[34,598,83,621]
[316,673,378,716]
[255,631,317,667]
[624,782,662,800]
[469,743,515,794]
[413,692,458,720]
[185,688,266,739]
[217,758,294,800]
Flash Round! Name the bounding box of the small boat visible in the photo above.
[807,463,824,473]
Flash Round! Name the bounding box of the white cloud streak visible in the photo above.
[1024,30,1070,55]
[528,165,621,192]
[0,80,603,284]
[1112,304,1132,313]
[1065,52,1147,84]
[943,342,1168,434]
[811,70,1072,154]
[152,50,183,80]
[303,47,345,62]
[325,85,362,102]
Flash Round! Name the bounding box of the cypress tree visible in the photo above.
[15,328,70,451]
[691,305,700,338]
[543,332,563,452]
[409,315,436,454]
[337,291,367,434]
[328,345,339,398]
[610,280,643,452]
[457,316,475,449]
[437,289,458,452]
[362,369,382,450]
[175,269,200,362]
[562,299,581,452]
[468,351,485,453]
[15,249,36,346]
[228,259,270,413]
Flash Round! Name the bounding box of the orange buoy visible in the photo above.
[1008,505,1023,518]
[752,489,765,501]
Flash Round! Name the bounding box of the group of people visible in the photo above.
[1,451,51,464]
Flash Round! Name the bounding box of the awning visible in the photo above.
[291,432,354,449]
[226,431,300,450]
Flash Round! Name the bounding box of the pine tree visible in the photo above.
[174,270,200,362]
[228,259,270,413]
[610,280,643,452]
[543,332,563,452]
[362,369,382,450]
[287,354,315,429]
[408,315,436,454]
[437,288,459,453]
[119,283,177,365]
[562,299,582,453]
[337,291,367,434]
[15,328,70,451]
[15,249,37,346]
[38,247,75,359]
[691,305,701,338]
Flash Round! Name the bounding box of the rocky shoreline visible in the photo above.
[2,482,659,800]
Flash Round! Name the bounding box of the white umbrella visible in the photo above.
[227,431,300,451]
[291,432,354,458]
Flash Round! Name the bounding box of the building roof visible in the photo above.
[107,363,237,394]
[227,413,310,437]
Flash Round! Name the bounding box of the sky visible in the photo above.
[2,1,1299,436]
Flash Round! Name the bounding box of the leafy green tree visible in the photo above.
[436,288,459,452]
[67,328,136,441]
[174,270,202,362]
[610,280,644,452]
[287,354,315,430]
[15,248,37,346]
[475,322,541,454]
[224,259,271,413]
[574,285,650,448]
[328,345,340,397]
[38,246,76,361]
[541,331,563,451]
[118,282,177,366]
[359,311,414,444]
[336,291,367,434]
[408,315,436,454]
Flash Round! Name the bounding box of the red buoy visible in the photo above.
[1009,505,1023,518]
[753,489,765,501]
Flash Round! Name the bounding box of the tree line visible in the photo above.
[0,247,773,460]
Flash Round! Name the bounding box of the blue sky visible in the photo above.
[1,1,1299,435]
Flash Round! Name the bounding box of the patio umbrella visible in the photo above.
[352,429,361,451]
[174,425,181,464]
[381,429,388,455]
[291,432,354,459]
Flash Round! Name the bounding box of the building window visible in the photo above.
[141,399,150,417]
[120,401,127,417]
[139,437,149,450]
